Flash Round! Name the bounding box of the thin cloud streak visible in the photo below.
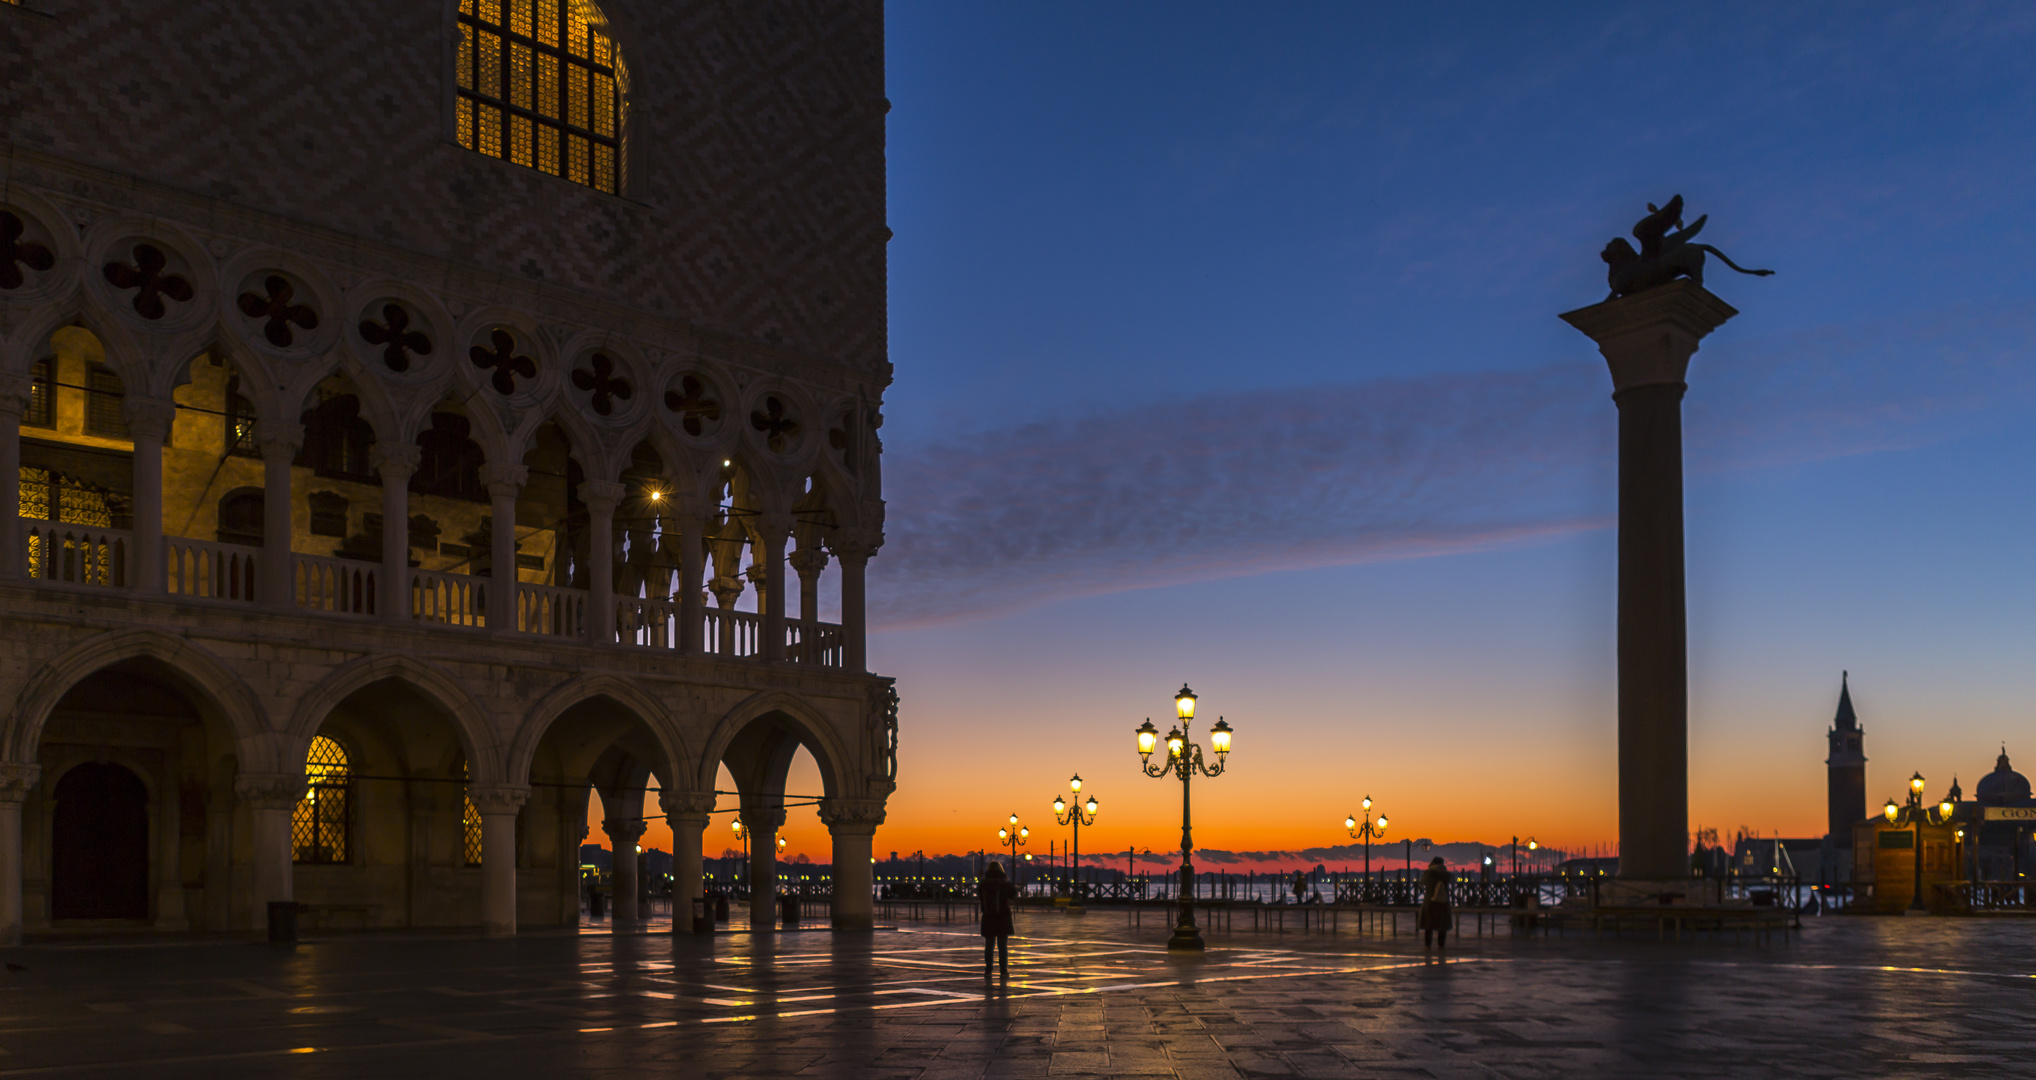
[872,304,2036,628]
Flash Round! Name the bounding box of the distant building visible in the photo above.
[1819,673,1869,884]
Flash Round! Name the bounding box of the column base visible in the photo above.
[1166,924,1205,951]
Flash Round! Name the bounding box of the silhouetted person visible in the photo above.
[1418,857,1452,950]
[1292,870,1306,904]
[980,860,1016,982]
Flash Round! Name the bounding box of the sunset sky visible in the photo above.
[618,3,2036,870]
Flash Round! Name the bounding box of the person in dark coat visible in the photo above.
[1417,857,1453,950]
[980,860,1017,981]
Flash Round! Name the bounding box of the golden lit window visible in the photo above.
[461,758,484,866]
[25,358,53,429]
[456,0,626,195]
[293,735,353,864]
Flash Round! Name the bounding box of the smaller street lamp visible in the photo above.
[999,813,1031,890]
[1135,684,1233,951]
[1344,796,1388,896]
[1884,770,1957,914]
[1053,775,1099,902]
[731,817,751,894]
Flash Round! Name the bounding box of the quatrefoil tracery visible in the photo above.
[102,243,194,320]
[570,352,634,416]
[359,303,434,373]
[0,211,56,291]
[236,275,320,348]
[749,394,800,453]
[469,328,538,395]
[664,375,722,437]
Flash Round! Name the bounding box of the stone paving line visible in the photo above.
[0,912,2034,1077]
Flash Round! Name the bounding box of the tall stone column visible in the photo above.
[756,513,792,663]
[820,798,885,931]
[371,444,420,622]
[471,784,530,935]
[603,816,646,925]
[122,397,176,594]
[0,764,41,946]
[1562,280,1737,883]
[235,771,304,933]
[745,806,786,931]
[258,424,305,608]
[788,546,828,662]
[480,463,526,630]
[661,791,715,929]
[828,531,881,674]
[0,384,25,581]
[677,512,708,654]
[579,480,625,646]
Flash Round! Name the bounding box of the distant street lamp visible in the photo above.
[998,813,1030,889]
[732,817,750,894]
[1136,684,1234,951]
[1053,775,1099,901]
[1883,770,1957,914]
[1344,796,1388,891]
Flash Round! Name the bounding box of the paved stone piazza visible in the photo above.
[0,910,2029,1079]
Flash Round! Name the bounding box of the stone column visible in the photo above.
[0,764,41,946]
[677,513,708,655]
[602,816,646,925]
[1561,281,1736,883]
[579,480,625,646]
[371,444,421,623]
[258,424,305,608]
[756,513,792,663]
[122,397,176,593]
[0,384,24,581]
[470,784,530,935]
[788,546,828,663]
[745,806,786,931]
[480,463,526,631]
[828,531,881,674]
[820,798,886,931]
[235,771,304,933]
[661,790,715,929]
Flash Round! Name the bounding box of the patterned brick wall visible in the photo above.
[0,0,887,374]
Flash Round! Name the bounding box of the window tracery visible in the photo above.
[293,735,352,864]
[456,0,625,196]
[461,758,483,866]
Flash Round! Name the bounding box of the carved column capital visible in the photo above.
[369,442,423,479]
[467,783,532,815]
[739,806,787,833]
[818,797,887,836]
[827,529,883,564]
[0,763,41,804]
[658,789,718,822]
[258,422,307,460]
[479,461,528,499]
[787,547,830,578]
[235,771,305,811]
[121,396,178,442]
[603,818,648,844]
[0,375,30,420]
[578,479,627,514]
[754,512,795,549]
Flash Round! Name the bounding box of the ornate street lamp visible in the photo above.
[1343,796,1388,898]
[731,817,750,895]
[1136,684,1234,951]
[1883,770,1957,914]
[998,813,1030,890]
[1053,775,1099,902]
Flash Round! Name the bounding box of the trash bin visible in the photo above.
[691,897,715,936]
[266,900,298,944]
[780,893,800,928]
[590,889,606,918]
[714,892,730,921]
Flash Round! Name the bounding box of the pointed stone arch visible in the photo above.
[505,672,692,788]
[6,629,271,767]
[695,689,853,799]
[285,654,500,782]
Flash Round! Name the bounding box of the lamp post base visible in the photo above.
[1167,924,1205,951]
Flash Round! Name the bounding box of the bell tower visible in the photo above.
[1826,672,1867,845]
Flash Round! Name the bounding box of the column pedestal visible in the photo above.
[471,785,531,935]
[1561,281,1736,883]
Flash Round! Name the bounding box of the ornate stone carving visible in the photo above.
[602,818,648,843]
[359,302,433,372]
[787,547,829,578]
[369,442,423,479]
[120,397,179,440]
[469,328,537,395]
[1600,195,1772,300]
[658,789,718,821]
[237,274,319,347]
[818,797,887,834]
[664,374,721,436]
[466,784,532,815]
[578,479,626,514]
[0,763,42,804]
[478,461,528,499]
[103,243,194,319]
[828,528,883,564]
[235,771,306,810]
[749,394,799,452]
[0,211,55,291]
[571,352,633,416]
[867,678,899,790]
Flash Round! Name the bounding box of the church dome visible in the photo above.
[1975,750,2031,805]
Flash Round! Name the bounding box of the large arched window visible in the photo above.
[460,758,483,866]
[456,0,626,195]
[293,736,353,864]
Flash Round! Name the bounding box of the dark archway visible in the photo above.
[51,763,149,920]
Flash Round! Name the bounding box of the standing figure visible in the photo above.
[980,861,1016,982]
[1417,857,1453,950]
[1292,870,1307,904]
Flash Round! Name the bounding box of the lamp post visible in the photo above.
[1136,684,1234,951]
[1053,775,1099,902]
[998,813,1030,892]
[1526,838,1539,876]
[1883,770,1956,914]
[1343,797,1387,899]
[731,818,750,896]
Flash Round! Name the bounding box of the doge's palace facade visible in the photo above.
[0,0,894,941]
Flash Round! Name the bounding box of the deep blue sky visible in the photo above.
[853,2,2036,860]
